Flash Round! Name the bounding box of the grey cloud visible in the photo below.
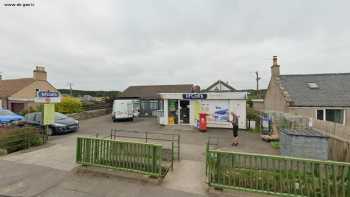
[1,0,350,90]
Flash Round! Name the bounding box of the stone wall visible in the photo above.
[67,108,111,120]
[252,100,264,112]
[264,79,289,112]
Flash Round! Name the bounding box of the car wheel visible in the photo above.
[47,128,54,136]
[112,117,117,122]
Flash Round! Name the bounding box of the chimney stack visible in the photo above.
[271,56,280,78]
[33,66,47,81]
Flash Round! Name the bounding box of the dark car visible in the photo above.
[24,112,79,135]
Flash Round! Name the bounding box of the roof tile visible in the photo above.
[120,84,194,99]
[0,78,35,98]
[279,73,350,107]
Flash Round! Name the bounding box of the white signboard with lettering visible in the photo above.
[34,91,61,103]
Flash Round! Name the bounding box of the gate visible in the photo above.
[206,143,350,197]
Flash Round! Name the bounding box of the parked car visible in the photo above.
[0,109,24,125]
[24,112,79,135]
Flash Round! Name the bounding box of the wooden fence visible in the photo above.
[206,146,350,197]
[312,118,350,141]
[0,127,44,154]
[76,137,167,177]
[82,103,112,111]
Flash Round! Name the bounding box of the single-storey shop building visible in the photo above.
[158,92,247,129]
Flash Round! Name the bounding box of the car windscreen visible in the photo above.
[55,112,67,120]
[0,110,15,116]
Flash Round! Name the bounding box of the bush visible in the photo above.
[246,107,261,131]
[0,126,43,153]
[246,107,259,121]
[55,96,82,114]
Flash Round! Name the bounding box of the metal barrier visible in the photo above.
[110,129,180,161]
[206,143,350,196]
[76,137,168,178]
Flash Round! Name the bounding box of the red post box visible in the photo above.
[199,112,208,132]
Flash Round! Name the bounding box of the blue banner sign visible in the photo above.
[37,91,60,98]
[182,93,207,100]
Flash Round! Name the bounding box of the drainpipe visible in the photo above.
[6,98,9,110]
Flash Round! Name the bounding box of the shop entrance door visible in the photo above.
[168,99,178,124]
[180,100,190,124]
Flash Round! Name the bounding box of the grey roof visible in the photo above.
[120,84,194,99]
[279,73,350,107]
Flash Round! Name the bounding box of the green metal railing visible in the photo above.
[206,144,350,197]
[76,137,166,177]
[110,129,180,161]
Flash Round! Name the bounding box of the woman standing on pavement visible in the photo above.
[230,112,239,146]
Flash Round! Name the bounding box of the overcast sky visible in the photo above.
[0,0,349,91]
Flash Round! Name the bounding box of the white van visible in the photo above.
[112,100,134,122]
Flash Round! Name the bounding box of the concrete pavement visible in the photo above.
[0,160,68,197]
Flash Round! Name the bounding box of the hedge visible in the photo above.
[55,96,82,114]
[0,126,43,154]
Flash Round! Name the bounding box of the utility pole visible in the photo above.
[68,82,73,96]
[255,71,261,98]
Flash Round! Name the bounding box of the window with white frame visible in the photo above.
[315,109,345,124]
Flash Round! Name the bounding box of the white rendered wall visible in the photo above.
[161,99,169,125]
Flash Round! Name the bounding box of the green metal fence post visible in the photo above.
[177,134,180,161]
[76,137,80,162]
[346,166,350,197]
[171,141,174,171]
[205,142,209,176]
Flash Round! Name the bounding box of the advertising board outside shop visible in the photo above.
[35,90,61,126]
